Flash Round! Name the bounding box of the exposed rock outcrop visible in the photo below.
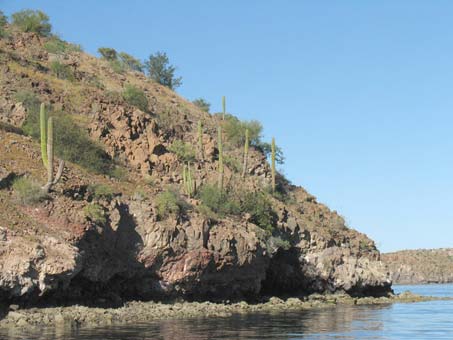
[382,249,453,284]
[0,29,392,306]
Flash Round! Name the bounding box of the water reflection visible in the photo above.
[0,304,393,340]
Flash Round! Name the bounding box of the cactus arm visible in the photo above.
[242,128,249,179]
[217,126,224,190]
[40,103,48,168]
[198,120,204,161]
[42,116,65,193]
[47,117,54,186]
[222,96,226,120]
[271,137,276,193]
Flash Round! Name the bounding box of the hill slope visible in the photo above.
[0,27,391,306]
[383,249,453,284]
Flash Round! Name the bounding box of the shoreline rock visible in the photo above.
[0,292,444,329]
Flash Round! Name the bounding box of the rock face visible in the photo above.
[382,249,453,285]
[0,29,392,306]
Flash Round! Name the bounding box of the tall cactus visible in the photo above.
[222,96,226,120]
[271,137,276,193]
[217,126,224,190]
[182,162,195,197]
[40,105,65,193]
[40,103,48,168]
[241,128,249,179]
[197,120,204,161]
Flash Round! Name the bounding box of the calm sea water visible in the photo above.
[1,284,452,339]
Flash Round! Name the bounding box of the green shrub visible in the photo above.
[50,61,74,81]
[266,236,291,254]
[222,115,262,148]
[223,155,241,173]
[14,90,40,112]
[123,85,148,111]
[22,107,114,174]
[87,184,114,200]
[11,10,51,36]
[109,59,125,74]
[98,47,117,61]
[119,52,143,72]
[0,11,7,38]
[192,98,210,112]
[110,166,128,181]
[44,37,82,54]
[155,189,188,220]
[12,177,47,205]
[241,191,277,233]
[198,184,240,218]
[84,204,106,225]
[145,51,182,90]
[168,140,196,163]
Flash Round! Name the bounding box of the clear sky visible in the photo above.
[2,1,453,252]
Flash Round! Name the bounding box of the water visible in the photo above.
[1,284,452,339]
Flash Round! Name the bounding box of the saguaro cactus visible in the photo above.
[40,103,48,168]
[40,105,65,193]
[241,128,249,179]
[271,137,276,193]
[182,162,196,197]
[197,120,204,161]
[222,96,226,120]
[217,126,224,190]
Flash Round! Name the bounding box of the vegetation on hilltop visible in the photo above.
[1,9,292,236]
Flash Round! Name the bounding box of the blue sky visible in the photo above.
[2,1,453,252]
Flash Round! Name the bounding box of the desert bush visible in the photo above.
[198,184,240,218]
[266,236,291,254]
[241,191,277,233]
[0,11,7,38]
[44,37,82,54]
[50,61,74,81]
[168,140,196,163]
[145,51,182,90]
[109,59,125,74]
[192,98,210,112]
[12,177,47,205]
[123,85,148,112]
[11,10,51,36]
[98,47,117,61]
[119,52,143,72]
[222,115,262,148]
[14,90,40,111]
[84,204,106,225]
[155,189,188,220]
[223,155,241,173]
[87,184,114,200]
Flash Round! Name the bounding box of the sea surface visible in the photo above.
[1,284,452,339]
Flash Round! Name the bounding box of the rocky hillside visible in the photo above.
[0,23,391,306]
[383,249,453,285]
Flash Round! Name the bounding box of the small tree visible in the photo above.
[11,10,51,36]
[98,47,117,61]
[192,98,210,112]
[119,52,144,72]
[145,51,182,90]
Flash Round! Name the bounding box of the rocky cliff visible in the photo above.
[0,27,391,306]
[382,249,453,285]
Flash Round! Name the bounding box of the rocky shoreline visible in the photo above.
[0,292,443,329]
